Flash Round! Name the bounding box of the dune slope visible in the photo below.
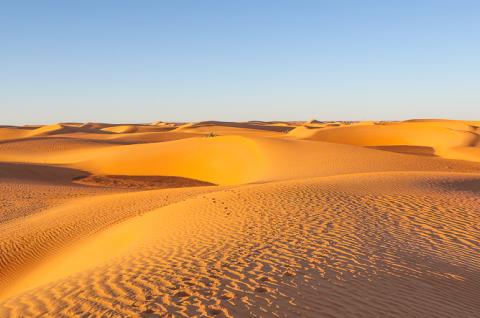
[1,172,479,317]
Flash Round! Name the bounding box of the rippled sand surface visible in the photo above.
[1,120,479,317]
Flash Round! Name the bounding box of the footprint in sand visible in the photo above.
[255,286,268,293]
[208,307,223,315]
[283,271,296,277]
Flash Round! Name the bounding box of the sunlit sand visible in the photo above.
[0,119,479,317]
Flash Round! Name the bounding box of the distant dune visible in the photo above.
[289,119,480,162]
[0,119,479,317]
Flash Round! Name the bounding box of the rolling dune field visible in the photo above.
[0,119,479,317]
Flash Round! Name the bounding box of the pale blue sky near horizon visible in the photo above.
[1,0,479,125]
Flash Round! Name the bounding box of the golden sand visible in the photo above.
[0,119,479,317]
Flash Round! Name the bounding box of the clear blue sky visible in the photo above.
[1,0,479,124]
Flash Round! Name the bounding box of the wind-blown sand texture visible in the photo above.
[0,119,479,317]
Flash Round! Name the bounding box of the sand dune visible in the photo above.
[78,136,265,185]
[101,125,176,134]
[47,131,198,145]
[0,124,109,142]
[75,135,480,185]
[0,138,118,164]
[289,120,480,162]
[1,120,479,317]
[30,124,108,137]
[1,172,479,317]
[174,121,294,137]
[0,185,219,298]
[0,127,34,141]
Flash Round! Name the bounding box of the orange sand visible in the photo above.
[0,119,479,317]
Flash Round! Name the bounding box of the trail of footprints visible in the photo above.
[0,172,479,317]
